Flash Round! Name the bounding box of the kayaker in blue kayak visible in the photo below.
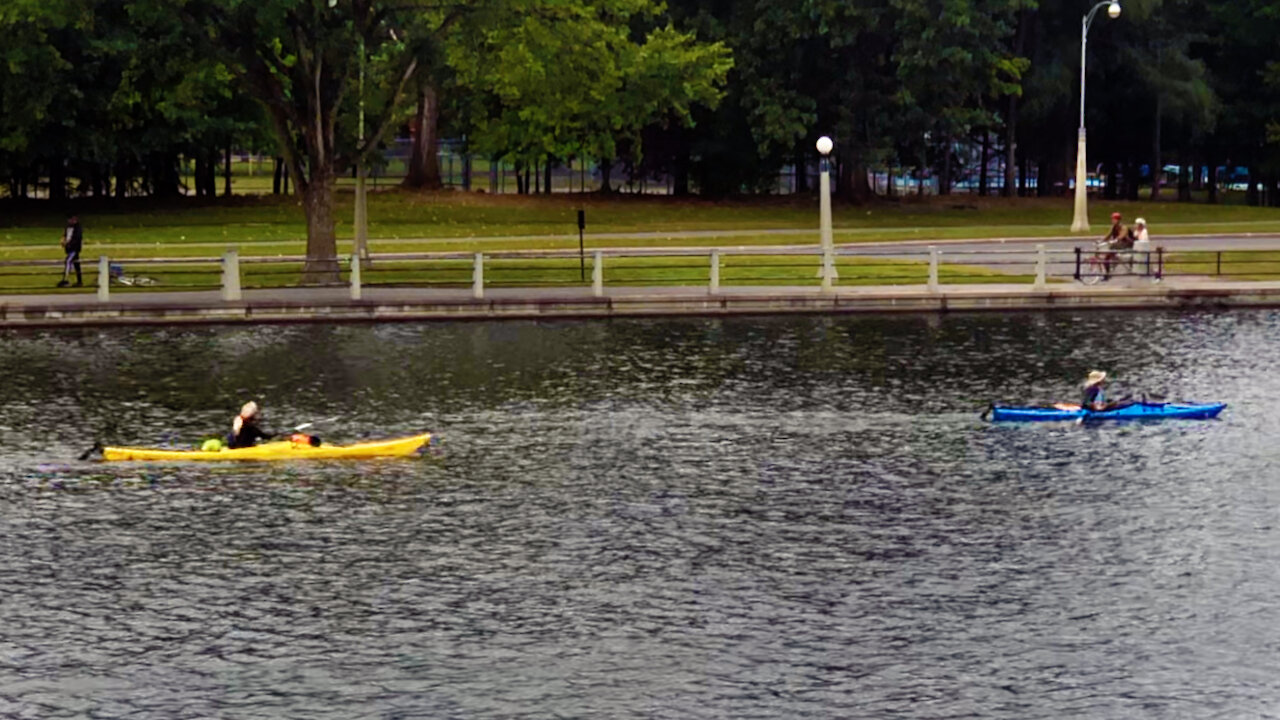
[1081,370,1108,410]
[227,401,276,449]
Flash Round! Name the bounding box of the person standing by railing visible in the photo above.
[1132,218,1151,276]
[56,215,83,287]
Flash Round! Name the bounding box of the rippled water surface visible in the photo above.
[2,311,1280,718]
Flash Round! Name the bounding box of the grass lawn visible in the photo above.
[1161,250,1280,281]
[3,191,1280,257]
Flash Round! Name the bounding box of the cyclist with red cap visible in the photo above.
[1100,211,1133,279]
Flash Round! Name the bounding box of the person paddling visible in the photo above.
[1081,370,1108,410]
[227,401,275,449]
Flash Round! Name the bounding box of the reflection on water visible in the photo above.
[2,311,1280,717]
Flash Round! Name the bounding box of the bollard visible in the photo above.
[221,250,241,301]
[820,248,834,291]
[928,246,940,291]
[592,250,603,297]
[97,256,110,302]
[472,252,484,299]
[1034,244,1047,290]
[710,250,720,294]
[350,252,362,300]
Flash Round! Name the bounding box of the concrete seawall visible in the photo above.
[3,279,1278,328]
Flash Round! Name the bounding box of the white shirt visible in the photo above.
[1132,227,1150,251]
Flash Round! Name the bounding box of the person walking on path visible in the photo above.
[57,215,83,287]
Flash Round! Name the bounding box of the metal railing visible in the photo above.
[7,243,1280,300]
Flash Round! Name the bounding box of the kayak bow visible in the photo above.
[985,401,1225,422]
[101,432,432,461]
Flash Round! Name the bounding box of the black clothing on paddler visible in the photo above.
[227,419,274,449]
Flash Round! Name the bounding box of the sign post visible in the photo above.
[578,210,586,281]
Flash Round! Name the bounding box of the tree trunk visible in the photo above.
[980,131,990,197]
[998,103,1018,196]
[674,129,691,196]
[1247,166,1259,206]
[1207,162,1218,204]
[1177,159,1191,202]
[839,146,873,202]
[941,135,953,196]
[194,154,206,197]
[544,157,552,194]
[403,80,443,190]
[599,159,613,193]
[273,157,284,195]
[1150,100,1162,200]
[115,161,128,199]
[301,170,340,284]
[152,153,181,198]
[49,158,67,201]
[224,143,233,197]
[1125,160,1140,200]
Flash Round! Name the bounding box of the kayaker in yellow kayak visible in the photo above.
[1082,370,1108,410]
[227,401,276,449]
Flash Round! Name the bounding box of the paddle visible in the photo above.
[78,441,104,461]
[291,416,340,432]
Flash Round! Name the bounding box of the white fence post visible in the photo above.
[710,250,720,294]
[592,250,604,297]
[221,250,241,301]
[97,256,109,302]
[350,252,362,300]
[928,246,940,291]
[1034,244,1047,289]
[820,248,834,291]
[472,252,484,299]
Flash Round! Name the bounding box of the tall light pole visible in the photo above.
[816,135,836,290]
[1071,1,1121,232]
[354,35,371,267]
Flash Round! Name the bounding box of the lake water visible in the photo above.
[1,311,1279,718]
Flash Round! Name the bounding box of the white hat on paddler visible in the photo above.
[240,401,259,418]
[1084,370,1107,387]
[1135,217,1147,227]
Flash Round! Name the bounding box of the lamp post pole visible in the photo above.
[354,35,371,267]
[817,136,836,290]
[1071,1,1121,233]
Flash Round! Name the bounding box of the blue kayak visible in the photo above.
[984,401,1226,422]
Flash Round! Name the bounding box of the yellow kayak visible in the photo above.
[101,433,432,462]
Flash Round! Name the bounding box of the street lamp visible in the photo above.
[1071,1,1121,232]
[353,35,370,267]
[816,135,836,290]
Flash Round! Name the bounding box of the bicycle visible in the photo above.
[1079,240,1112,285]
[108,262,159,287]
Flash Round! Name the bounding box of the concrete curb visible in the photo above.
[3,280,1279,328]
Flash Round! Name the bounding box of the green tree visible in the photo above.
[174,0,422,279]
[447,0,731,192]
